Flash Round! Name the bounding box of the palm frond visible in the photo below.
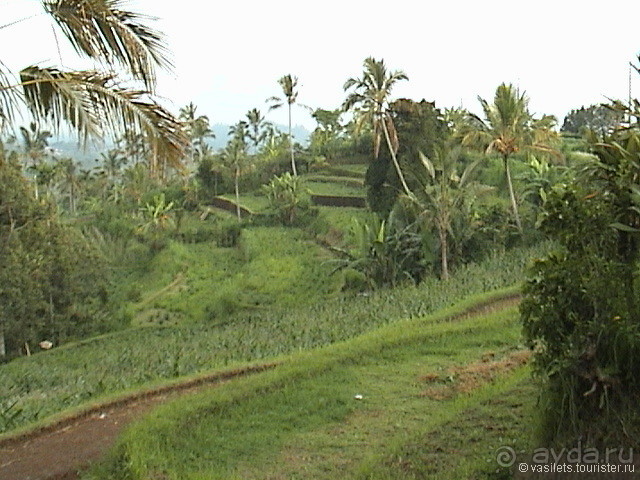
[0,61,18,130]
[43,0,171,90]
[20,65,186,173]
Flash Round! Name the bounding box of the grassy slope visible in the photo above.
[88,299,534,480]
[0,242,550,436]
[123,226,340,326]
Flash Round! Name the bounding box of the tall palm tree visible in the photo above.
[267,74,305,176]
[222,122,249,221]
[245,108,272,153]
[0,1,187,176]
[343,57,411,195]
[13,121,52,198]
[179,102,214,165]
[461,83,559,231]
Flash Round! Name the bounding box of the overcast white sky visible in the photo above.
[2,0,640,130]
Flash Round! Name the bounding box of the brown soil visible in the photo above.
[0,364,275,480]
[0,292,521,480]
[420,350,532,400]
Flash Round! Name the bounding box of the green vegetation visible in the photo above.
[3,3,640,476]
[0,244,547,435]
[87,296,531,479]
[521,119,640,448]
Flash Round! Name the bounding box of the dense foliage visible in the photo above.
[0,149,117,358]
[521,124,640,446]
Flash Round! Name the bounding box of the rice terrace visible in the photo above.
[2,1,640,479]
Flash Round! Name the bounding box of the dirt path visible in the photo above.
[0,364,275,480]
[0,292,521,480]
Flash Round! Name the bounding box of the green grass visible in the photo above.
[119,226,341,326]
[0,242,551,436]
[305,179,365,196]
[87,300,534,480]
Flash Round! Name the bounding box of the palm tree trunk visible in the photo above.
[504,155,522,232]
[234,165,241,221]
[439,227,449,280]
[288,104,297,176]
[381,118,411,196]
[0,328,5,357]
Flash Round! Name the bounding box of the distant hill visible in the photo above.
[45,123,311,165]
[208,123,310,150]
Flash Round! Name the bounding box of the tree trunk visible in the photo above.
[381,118,411,196]
[0,328,5,357]
[439,226,449,280]
[504,155,522,232]
[289,104,297,176]
[234,166,241,221]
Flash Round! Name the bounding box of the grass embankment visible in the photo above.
[88,296,534,479]
[0,242,550,436]
[123,226,340,325]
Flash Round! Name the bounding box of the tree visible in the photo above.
[245,108,272,153]
[521,127,640,445]
[179,102,214,165]
[343,57,411,195]
[561,104,624,136]
[461,83,559,231]
[309,108,344,162]
[409,145,483,280]
[11,122,53,199]
[0,1,187,176]
[222,122,249,221]
[267,74,307,176]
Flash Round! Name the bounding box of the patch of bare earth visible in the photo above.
[0,364,275,480]
[420,349,532,400]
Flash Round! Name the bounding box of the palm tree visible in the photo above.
[461,83,559,231]
[245,108,272,153]
[410,145,483,280]
[179,102,214,165]
[15,122,52,198]
[0,1,187,176]
[58,157,81,213]
[267,74,306,176]
[222,122,249,221]
[343,57,411,195]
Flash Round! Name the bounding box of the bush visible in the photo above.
[215,219,242,247]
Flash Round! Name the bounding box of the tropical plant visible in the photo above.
[245,108,272,153]
[262,172,310,225]
[179,102,214,165]
[521,121,640,446]
[221,122,250,220]
[137,193,175,250]
[460,83,559,231]
[309,108,344,162]
[0,1,187,176]
[267,74,307,176]
[409,145,484,280]
[343,57,411,195]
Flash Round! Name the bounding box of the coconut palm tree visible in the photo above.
[245,108,272,153]
[222,122,249,221]
[461,83,559,231]
[0,1,187,176]
[179,102,214,165]
[267,74,307,176]
[343,57,411,195]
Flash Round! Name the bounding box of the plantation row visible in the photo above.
[0,242,549,435]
